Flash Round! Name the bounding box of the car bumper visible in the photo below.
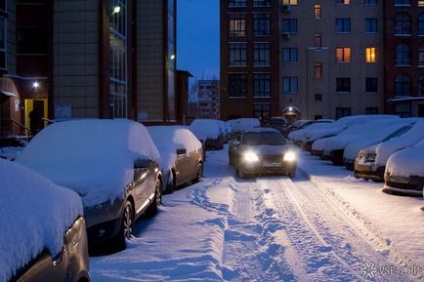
[239,161,296,176]
[84,198,124,245]
[384,173,424,197]
[354,163,385,181]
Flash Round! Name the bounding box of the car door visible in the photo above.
[174,147,193,186]
[133,159,157,214]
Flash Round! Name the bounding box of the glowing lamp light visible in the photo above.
[170,54,176,60]
[33,82,39,89]
[112,6,121,14]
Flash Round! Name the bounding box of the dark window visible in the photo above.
[336,78,351,92]
[228,74,247,98]
[283,77,298,93]
[394,13,411,35]
[336,18,351,33]
[365,78,378,93]
[282,48,298,63]
[253,14,270,36]
[254,43,270,66]
[365,18,378,33]
[419,75,424,96]
[365,107,378,114]
[229,43,247,66]
[282,19,298,33]
[335,107,351,119]
[229,0,246,7]
[253,0,271,6]
[395,44,411,65]
[395,74,411,96]
[254,73,271,98]
[364,0,377,5]
[315,93,322,101]
[418,14,424,36]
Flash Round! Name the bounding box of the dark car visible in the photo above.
[265,116,287,134]
[15,119,162,252]
[1,159,90,282]
[148,126,204,194]
[229,128,297,178]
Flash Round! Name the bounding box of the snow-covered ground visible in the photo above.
[90,146,424,281]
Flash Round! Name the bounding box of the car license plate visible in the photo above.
[390,176,409,184]
[263,162,281,167]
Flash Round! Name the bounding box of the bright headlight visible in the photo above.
[283,151,296,162]
[243,151,259,162]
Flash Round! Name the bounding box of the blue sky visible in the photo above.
[177,0,219,81]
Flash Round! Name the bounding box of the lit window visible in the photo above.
[314,63,322,79]
[336,0,350,5]
[336,47,351,63]
[229,14,246,37]
[419,0,424,6]
[282,0,297,5]
[365,47,377,63]
[314,4,321,19]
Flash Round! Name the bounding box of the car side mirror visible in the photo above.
[176,148,187,155]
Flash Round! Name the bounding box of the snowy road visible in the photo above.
[90,146,424,281]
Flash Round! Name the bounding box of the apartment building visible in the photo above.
[0,0,176,140]
[220,0,280,122]
[198,79,220,119]
[220,0,385,121]
[384,0,424,117]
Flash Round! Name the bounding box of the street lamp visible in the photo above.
[32,81,39,89]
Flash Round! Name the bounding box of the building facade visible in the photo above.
[383,0,424,117]
[0,0,177,140]
[220,0,280,122]
[220,0,386,121]
[198,79,220,119]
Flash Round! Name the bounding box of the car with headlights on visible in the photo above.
[147,125,204,194]
[15,119,162,252]
[0,159,90,282]
[229,128,297,178]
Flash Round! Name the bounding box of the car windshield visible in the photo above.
[269,119,285,125]
[242,132,286,145]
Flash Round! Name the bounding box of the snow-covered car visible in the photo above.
[318,118,409,165]
[281,119,311,137]
[229,128,297,178]
[147,125,204,194]
[226,118,260,134]
[15,119,162,251]
[190,119,225,150]
[304,115,400,155]
[0,159,90,282]
[342,121,415,169]
[383,139,424,197]
[354,120,424,181]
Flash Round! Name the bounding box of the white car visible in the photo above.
[15,119,162,251]
[354,120,424,181]
[0,159,90,282]
[147,125,204,194]
[383,139,424,197]
[319,118,410,166]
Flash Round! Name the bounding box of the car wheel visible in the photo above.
[145,179,162,218]
[166,170,175,194]
[111,200,134,251]
[288,169,296,179]
[193,163,203,183]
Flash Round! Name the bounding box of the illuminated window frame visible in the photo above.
[365,47,377,63]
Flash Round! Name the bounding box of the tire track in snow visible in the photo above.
[257,177,370,281]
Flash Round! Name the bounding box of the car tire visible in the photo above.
[193,163,203,183]
[145,179,162,218]
[166,170,175,194]
[111,200,134,251]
